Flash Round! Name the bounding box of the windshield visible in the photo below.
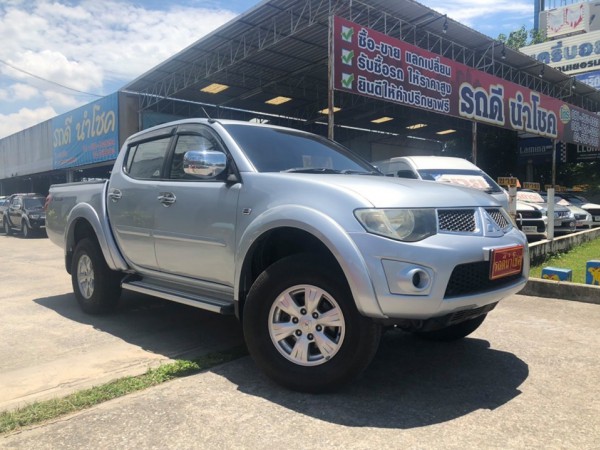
[23,198,44,209]
[517,191,545,203]
[222,124,379,174]
[549,195,572,206]
[416,169,503,193]
[563,194,588,204]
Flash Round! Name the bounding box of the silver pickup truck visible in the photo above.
[46,118,529,392]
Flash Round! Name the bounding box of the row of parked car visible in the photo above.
[2,158,598,242]
[0,193,47,238]
[372,156,600,241]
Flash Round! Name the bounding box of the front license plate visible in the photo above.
[594,216,600,222]
[522,226,537,232]
[490,245,524,280]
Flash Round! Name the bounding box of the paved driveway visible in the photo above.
[1,232,599,449]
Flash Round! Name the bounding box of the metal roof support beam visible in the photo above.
[140,0,328,109]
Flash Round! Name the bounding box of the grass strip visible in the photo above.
[0,345,247,435]
[529,236,600,284]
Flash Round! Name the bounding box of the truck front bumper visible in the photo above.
[349,228,529,320]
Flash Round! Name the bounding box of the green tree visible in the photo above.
[498,26,546,49]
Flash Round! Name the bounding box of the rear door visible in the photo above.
[107,130,174,271]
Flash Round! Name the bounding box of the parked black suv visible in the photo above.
[3,193,47,238]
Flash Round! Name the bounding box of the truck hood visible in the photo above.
[263,173,500,208]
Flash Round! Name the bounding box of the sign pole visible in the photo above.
[472,121,478,165]
[328,14,335,140]
[546,139,558,240]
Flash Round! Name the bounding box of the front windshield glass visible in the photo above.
[416,169,502,193]
[23,198,44,209]
[517,191,545,203]
[222,124,379,174]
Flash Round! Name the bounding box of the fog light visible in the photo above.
[382,260,433,295]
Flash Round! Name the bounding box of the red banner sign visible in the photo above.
[333,16,600,148]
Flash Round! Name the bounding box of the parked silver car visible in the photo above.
[46,119,529,392]
[556,193,600,227]
[546,194,593,229]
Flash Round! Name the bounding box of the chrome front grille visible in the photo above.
[437,209,477,232]
[486,208,510,229]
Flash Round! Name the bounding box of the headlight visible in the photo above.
[354,208,437,242]
[29,214,39,219]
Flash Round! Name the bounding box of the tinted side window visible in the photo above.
[126,137,171,180]
[396,170,418,179]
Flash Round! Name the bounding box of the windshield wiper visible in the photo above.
[340,169,381,175]
[282,168,343,174]
[282,168,379,175]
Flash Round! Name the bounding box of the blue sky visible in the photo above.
[0,0,534,139]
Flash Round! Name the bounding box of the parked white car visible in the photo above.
[372,156,510,209]
[516,190,576,235]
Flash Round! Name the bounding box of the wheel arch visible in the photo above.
[64,203,127,274]
[234,205,385,320]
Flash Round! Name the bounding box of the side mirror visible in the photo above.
[183,151,227,178]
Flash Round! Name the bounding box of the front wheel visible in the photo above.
[71,238,122,314]
[243,254,381,393]
[22,220,31,238]
[413,314,487,342]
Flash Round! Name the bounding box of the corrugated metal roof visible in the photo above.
[122,0,600,141]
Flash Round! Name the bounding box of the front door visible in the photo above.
[153,129,240,286]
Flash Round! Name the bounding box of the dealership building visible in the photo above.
[1,0,600,196]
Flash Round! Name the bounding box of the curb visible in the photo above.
[520,278,600,305]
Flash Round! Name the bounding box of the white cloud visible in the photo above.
[0,0,238,137]
[0,106,57,138]
[11,83,39,100]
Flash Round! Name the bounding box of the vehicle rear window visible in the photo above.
[23,198,44,208]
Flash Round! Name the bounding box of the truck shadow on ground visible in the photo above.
[214,328,529,429]
[35,293,528,429]
[34,292,244,360]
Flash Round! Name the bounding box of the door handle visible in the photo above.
[157,192,176,206]
[108,189,122,202]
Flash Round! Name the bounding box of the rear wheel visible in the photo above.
[243,254,381,393]
[413,314,487,342]
[71,238,122,314]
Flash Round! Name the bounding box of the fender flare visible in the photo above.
[234,205,385,319]
[65,202,128,272]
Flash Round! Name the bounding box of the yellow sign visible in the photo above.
[545,185,567,192]
[498,177,519,187]
[522,182,540,191]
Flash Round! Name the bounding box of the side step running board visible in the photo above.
[122,280,234,315]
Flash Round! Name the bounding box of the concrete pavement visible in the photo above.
[2,294,599,449]
[1,232,599,449]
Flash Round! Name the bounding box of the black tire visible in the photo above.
[4,219,12,236]
[243,254,381,393]
[22,220,30,238]
[71,238,122,314]
[414,314,487,342]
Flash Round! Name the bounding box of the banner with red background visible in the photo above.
[333,16,600,148]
